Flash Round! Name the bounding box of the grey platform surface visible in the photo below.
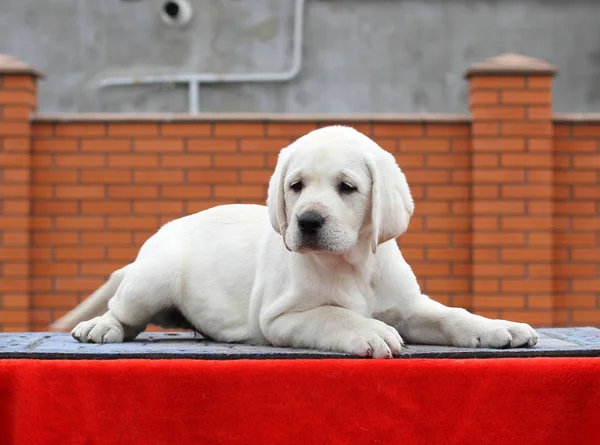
[1,328,600,360]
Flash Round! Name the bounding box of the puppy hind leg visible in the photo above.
[72,268,176,344]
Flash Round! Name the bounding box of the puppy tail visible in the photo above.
[47,264,131,332]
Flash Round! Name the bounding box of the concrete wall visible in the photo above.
[1,0,600,114]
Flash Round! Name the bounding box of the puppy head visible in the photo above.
[267,125,414,254]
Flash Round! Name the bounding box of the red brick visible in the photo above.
[54,247,105,260]
[213,123,264,137]
[500,91,551,105]
[526,76,553,89]
[572,310,600,324]
[80,201,131,215]
[469,91,500,106]
[134,170,184,184]
[526,106,552,120]
[2,294,30,309]
[3,200,29,213]
[31,262,79,276]
[572,186,600,199]
[471,106,525,120]
[473,200,525,214]
[214,185,265,199]
[108,185,158,199]
[572,124,600,137]
[54,278,105,292]
[573,155,600,169]
[426,216,469,231]
[502,185,553,199]
[31,124,53,137]
[404,170,451,184]
[33,169,78,184]
[81,170,132,184]
[395,155,425,168]
[3,168,30,182]
[134,201,184,215]
[501,153,553,168]
[108,123,159,137]
[161,154,211,168]
[502,122,552,136]
[54,216,104,230]
[2,106,32,120]
[0,90,35,105]
[240,138,289,153]
[107,217,159,230]
[400,139,450,153]
[240,170,272,184]
[54,123,106,137]
[3,137,30,151]
[188,170,238,184]
[372,123,424,137]
[501,216,553,230]
[133,139,184,152]
[474,232,525,246]
[80,231,132,245]
[0,122,30,136]
[472,154,499,168]
[555,170,596,184]
[32,231,79,245]
[471,122,500,136]
[470,76,526,89]
[108,154,159,168]
[81,139,131,153]
[187,139,238,153]
[214,154,264,168]
[161,185,211,199]
[501,248,553,261]
[33,294,79,309]
[554,140,596,153]
[0,153,29,167]
[425,124,470,137]
[160,123,211,137]
[472,185,500,199]
[426,185,469,200]
[472,169,524,183]
[475,296,526,309]
[2,75,36,90]
[55,185,105,199]
[55,154,105,168]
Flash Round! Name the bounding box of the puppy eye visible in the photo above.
[338,182,357,194]
[290,181,304,193]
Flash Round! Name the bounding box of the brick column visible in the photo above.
[0,55,43,331]
[466,54,556,326]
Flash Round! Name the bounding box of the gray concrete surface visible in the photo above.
[1,0,599,114]
[1,328,599,360]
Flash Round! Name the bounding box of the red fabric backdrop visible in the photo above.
[1,357,599,445]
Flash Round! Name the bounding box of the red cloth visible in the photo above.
[1,357,599,445]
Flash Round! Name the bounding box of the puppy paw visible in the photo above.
[345,319,404,359]
[455,320,538,349]
[72,315,125,344]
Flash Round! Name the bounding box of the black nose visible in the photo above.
[297,212,324,234]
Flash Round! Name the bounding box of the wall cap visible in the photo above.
[0,54,44,78]
[465,53,557,78]
[33,112,472,123]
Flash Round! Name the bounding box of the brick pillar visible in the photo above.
[466,53,556,326]
[0,55,43,331]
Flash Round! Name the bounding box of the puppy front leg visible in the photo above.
[260,304,403,358]
[396,296,538,349]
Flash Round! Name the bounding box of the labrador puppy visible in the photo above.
[51,125,538,358]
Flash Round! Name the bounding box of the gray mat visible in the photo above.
[1,327,599,360]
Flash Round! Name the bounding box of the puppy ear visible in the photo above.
[267,146,292,241]
[367,150,414,254]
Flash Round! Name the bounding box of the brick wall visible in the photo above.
[0,53,599,332]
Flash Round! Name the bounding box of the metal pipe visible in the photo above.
[97,0,305,113]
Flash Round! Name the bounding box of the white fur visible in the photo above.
[51,126,538,358]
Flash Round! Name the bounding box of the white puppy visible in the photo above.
[51,126,538,358]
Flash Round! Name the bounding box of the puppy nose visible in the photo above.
[297,212,324,234]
